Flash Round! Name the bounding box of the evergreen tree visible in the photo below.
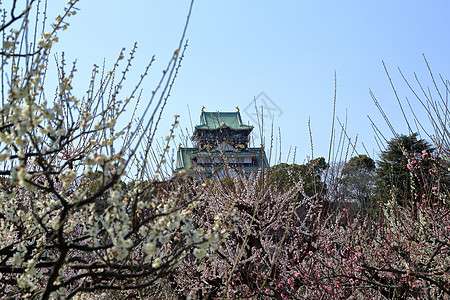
[342,154,376,215]
[268,157,328,199]
[376,133,434,206]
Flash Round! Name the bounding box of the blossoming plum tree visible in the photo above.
[161,63,450,299]
[0,1,231,299]
[165,158,331,299]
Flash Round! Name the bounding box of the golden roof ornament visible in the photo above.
[236,106,240,113]
[201,106,205,113]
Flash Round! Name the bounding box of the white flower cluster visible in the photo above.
[17,258,39,291]
[138,190,236,268]
[84,153,126,175]
[0,1,242,298]
[103,187,132,261]
[9,241,27,265]
[37,32,59,50]
[140,194,187,265]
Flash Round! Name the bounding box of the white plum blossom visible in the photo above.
[0,1,232,298]
[193,248,206,259]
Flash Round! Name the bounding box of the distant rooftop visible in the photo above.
[195,111,253,131]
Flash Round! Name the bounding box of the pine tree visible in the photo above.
[376,133,434,206]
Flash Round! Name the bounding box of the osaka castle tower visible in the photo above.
[175,107,269,179]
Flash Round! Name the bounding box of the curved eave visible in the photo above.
[194,124,253,131]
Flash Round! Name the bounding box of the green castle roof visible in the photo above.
[195,111,253,131]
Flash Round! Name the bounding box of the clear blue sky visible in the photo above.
[49,0,450,165]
